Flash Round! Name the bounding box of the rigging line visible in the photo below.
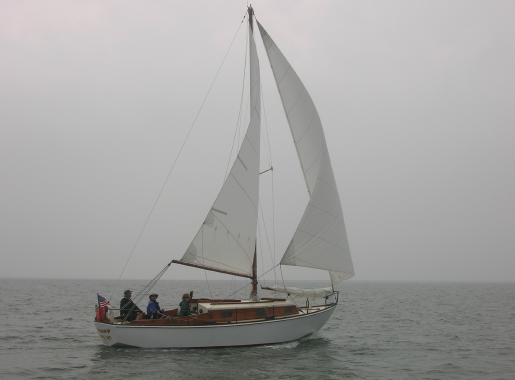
[243,131,260,158]
[224,22,249,181]
[133,262,170,300]
[303,202,345,223]
[289,228,345,252]
[302,149,323,177]
[227,167,259,210]
[201,227,213,299]
[202,262,214,301]
[279,264,288,299]
[259,82,272,167]
[190,254,251,275]
[293,107,317,144]
[258,199,277,283]
[259,78,277,284]
[271,174,277,283]
[257,199,274,280]
[240,83,252,147]
[286,256,341,273]
[114,262,168,311]
[257,213,266,287]
[108,16,247,302]
[210,209,254,264]
[119,262,172,323]
[210,263,281,306]
[255,16,311,198]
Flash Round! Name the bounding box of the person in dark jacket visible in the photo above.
[178,293,197,317]
[147,293,169,319]
[120,290,145,321]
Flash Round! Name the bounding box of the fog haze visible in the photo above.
[1,1,514,282]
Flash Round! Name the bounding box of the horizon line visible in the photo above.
[0,276,514,283]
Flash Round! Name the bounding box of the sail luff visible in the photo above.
[257,21,354,284]
[179,21,261,277]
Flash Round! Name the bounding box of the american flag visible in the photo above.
[97,294,111,308]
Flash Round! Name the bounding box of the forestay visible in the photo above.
[257,22,354,284]
[180,24,261,278]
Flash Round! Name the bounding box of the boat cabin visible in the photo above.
[120,298,300,326]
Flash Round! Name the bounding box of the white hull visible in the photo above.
[94,306,335,348]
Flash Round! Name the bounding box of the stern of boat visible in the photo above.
[94,322,118,346]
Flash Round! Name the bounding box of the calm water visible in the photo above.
[0,279,514,380]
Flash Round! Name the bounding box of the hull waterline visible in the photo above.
[94,305,336,349]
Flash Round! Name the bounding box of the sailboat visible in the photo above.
[94,7,354,349]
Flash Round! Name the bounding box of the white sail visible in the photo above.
[180,25,261,277]
[258,22,354,284]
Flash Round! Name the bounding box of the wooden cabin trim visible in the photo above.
[111,300,335,327]
[104,304,334,327]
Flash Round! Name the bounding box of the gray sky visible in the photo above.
[1,0,514,283]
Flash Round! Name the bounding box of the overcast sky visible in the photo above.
[1,0,514,283]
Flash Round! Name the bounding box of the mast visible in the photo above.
[248,5,259,301]
[248,5,254,32]
[177,4,262,294]
[250,245,258,300]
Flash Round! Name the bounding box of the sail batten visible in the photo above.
[257,22,354,284]
[179,24,261,277]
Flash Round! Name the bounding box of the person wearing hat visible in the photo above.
[178,293,197,317]
[120,290,145,321]
[147,293,169,319]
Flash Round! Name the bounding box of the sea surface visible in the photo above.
[0,279,513,380]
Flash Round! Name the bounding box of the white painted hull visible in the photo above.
[94,305,336,348]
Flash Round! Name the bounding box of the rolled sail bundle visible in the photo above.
[263,285,333,301]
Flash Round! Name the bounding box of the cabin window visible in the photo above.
[221,311,232,318]
[285,307,293,313]
[255,309,265,316]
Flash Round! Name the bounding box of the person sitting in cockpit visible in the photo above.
[120,290,145,321]
[147,293,169,319]
[178,293,197,317]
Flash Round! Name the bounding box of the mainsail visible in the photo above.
[257,22,354,284]
[179,24,261,277]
